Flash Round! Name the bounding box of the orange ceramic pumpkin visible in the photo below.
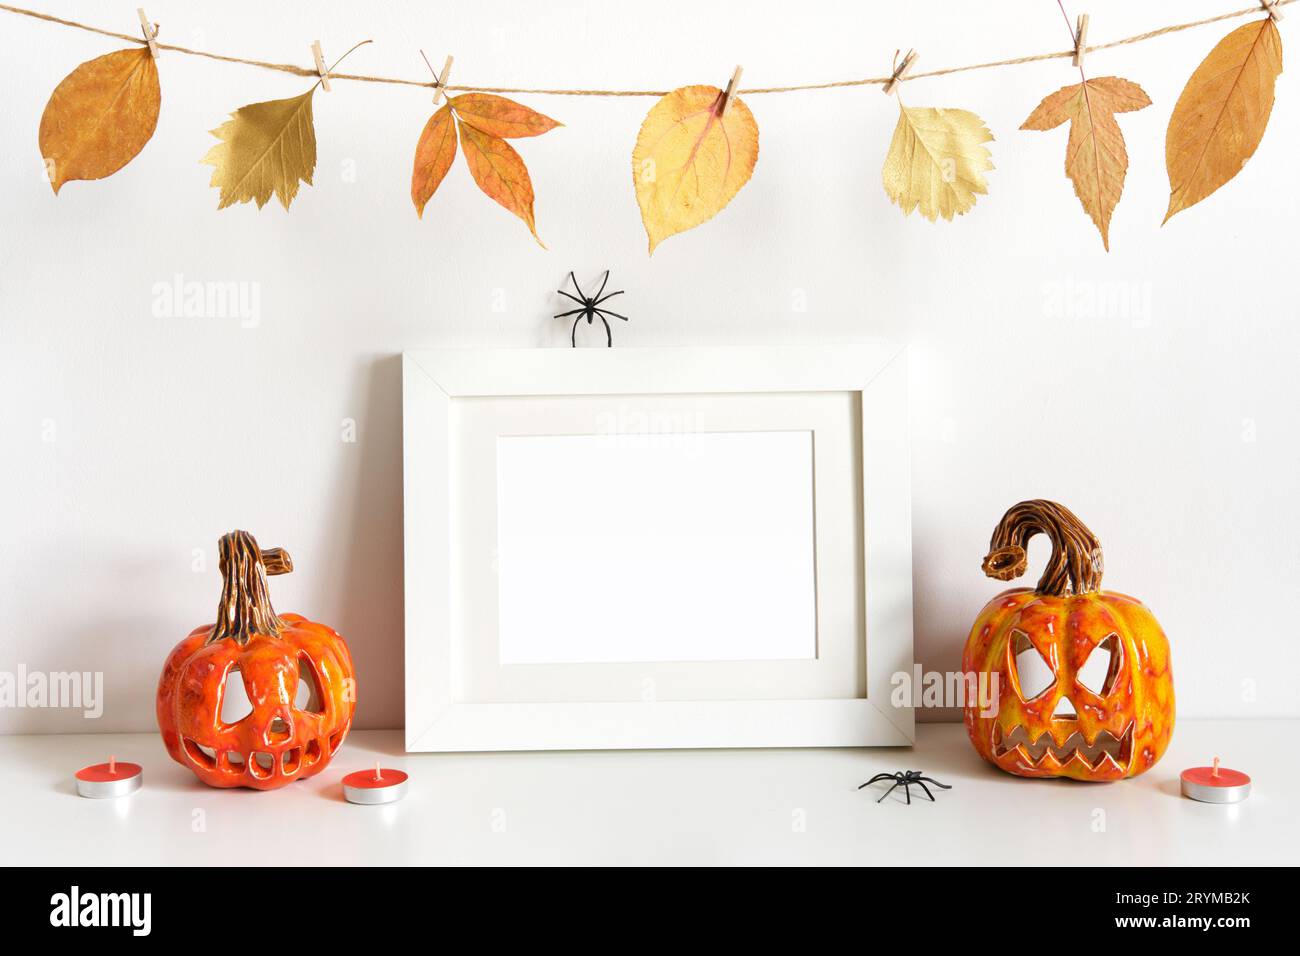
[962,500,1174,781]
[157,531,356,790]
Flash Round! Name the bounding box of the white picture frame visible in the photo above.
[402,345,913,751]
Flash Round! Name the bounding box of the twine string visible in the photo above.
[0,1,1291,97]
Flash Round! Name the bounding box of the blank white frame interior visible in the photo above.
[495,430,817,665]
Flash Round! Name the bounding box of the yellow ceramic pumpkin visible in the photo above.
[962,500,1174,781]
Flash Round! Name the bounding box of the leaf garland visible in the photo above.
[16,6,1295,244]
[411,93,560,245]
[632,85,759,254]
[1164,16,1284,223]
[39,47,160,194]
[202,90,317,210]
[1022,77,1150,250]
[882,104,994,221]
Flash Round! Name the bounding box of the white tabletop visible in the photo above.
[4,721,1293,866]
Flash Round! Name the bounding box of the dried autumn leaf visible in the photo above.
[38,47,160,194]
[882,104,994,221]
[1165,17,1283,223]
[1022,77,1151,250]
[457,120,542,245]
[632,85,759,254]
[202,90,317,210]
[449,93,562,138]
[411,103,457,217]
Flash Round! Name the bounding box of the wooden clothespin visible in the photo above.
[883,49,918,96]
[719,65,744,116]
[1260,1,1284,21]
[422,52,455,105]
[136,8,159,58]
[312,40,331,92]
[1072,14,1090,68]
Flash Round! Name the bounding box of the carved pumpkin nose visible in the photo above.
[265,712,292,745]
[1053,697,1078,719]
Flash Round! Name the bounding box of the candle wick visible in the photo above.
[375,762,382,782]
[109,754,116,774]
[1212,756,1220,778]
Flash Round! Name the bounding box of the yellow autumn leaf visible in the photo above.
[38,47,160,194]
[1022,77,1151,250]
[882,104,994,221]
[1164,17,1283,223]
[202,90,317,210]
[457,121,543,245]
[411,103,457,217]
[632,85,759,254]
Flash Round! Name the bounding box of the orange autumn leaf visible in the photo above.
[39,47,160,194]
[1164,17,1283,223]
[449,93,562,138]
[457,121,542,245]
[632,85,759,253]
[409,94,556,242]
[411,103,457,217]
[1022,76,1151,250]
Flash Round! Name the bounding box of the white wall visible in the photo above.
[2,0,1296,734]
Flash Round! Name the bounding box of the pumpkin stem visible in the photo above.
[206,531,293,645]
[981,500,1103,596]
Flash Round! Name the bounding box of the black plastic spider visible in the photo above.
[554,270,628,347]
[858,770,952,804]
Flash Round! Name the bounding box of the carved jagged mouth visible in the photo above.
[993,722,1133,772]
[183,733,344,779]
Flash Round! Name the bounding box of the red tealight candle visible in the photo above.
[75,755,143,799]
[1181,756,1251,804]
[342,763,408,805]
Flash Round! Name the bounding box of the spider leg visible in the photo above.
[857,773,895,789]
[594,307,629,321]
[594,289,624,306]
[554,308,585,319]
[571,316,581,348]
[903,782,912,805]
[557,290,588,308]
[568,271,588,301]
[877,781,903,804]
[914,780,936,802]
[600,314,612,347]
[594,270,610,300]
[917,776,952,789]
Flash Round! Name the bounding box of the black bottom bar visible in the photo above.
[2,865,1289,939]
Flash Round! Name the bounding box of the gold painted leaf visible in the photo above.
[1022,77,1151,250]
[457,121,542,245]
[38,48,160,194]
[632,85,759,254]
[882,104,994,221]
[411,103,457,217]
[202,90,317,210]
[1164,18,1283,223]
[449,93,561,138]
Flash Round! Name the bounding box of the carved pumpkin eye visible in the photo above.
[1010,630,1055,700]
[219,666,254,724]
[1077,633,1121,696]
[295,654,325,714]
